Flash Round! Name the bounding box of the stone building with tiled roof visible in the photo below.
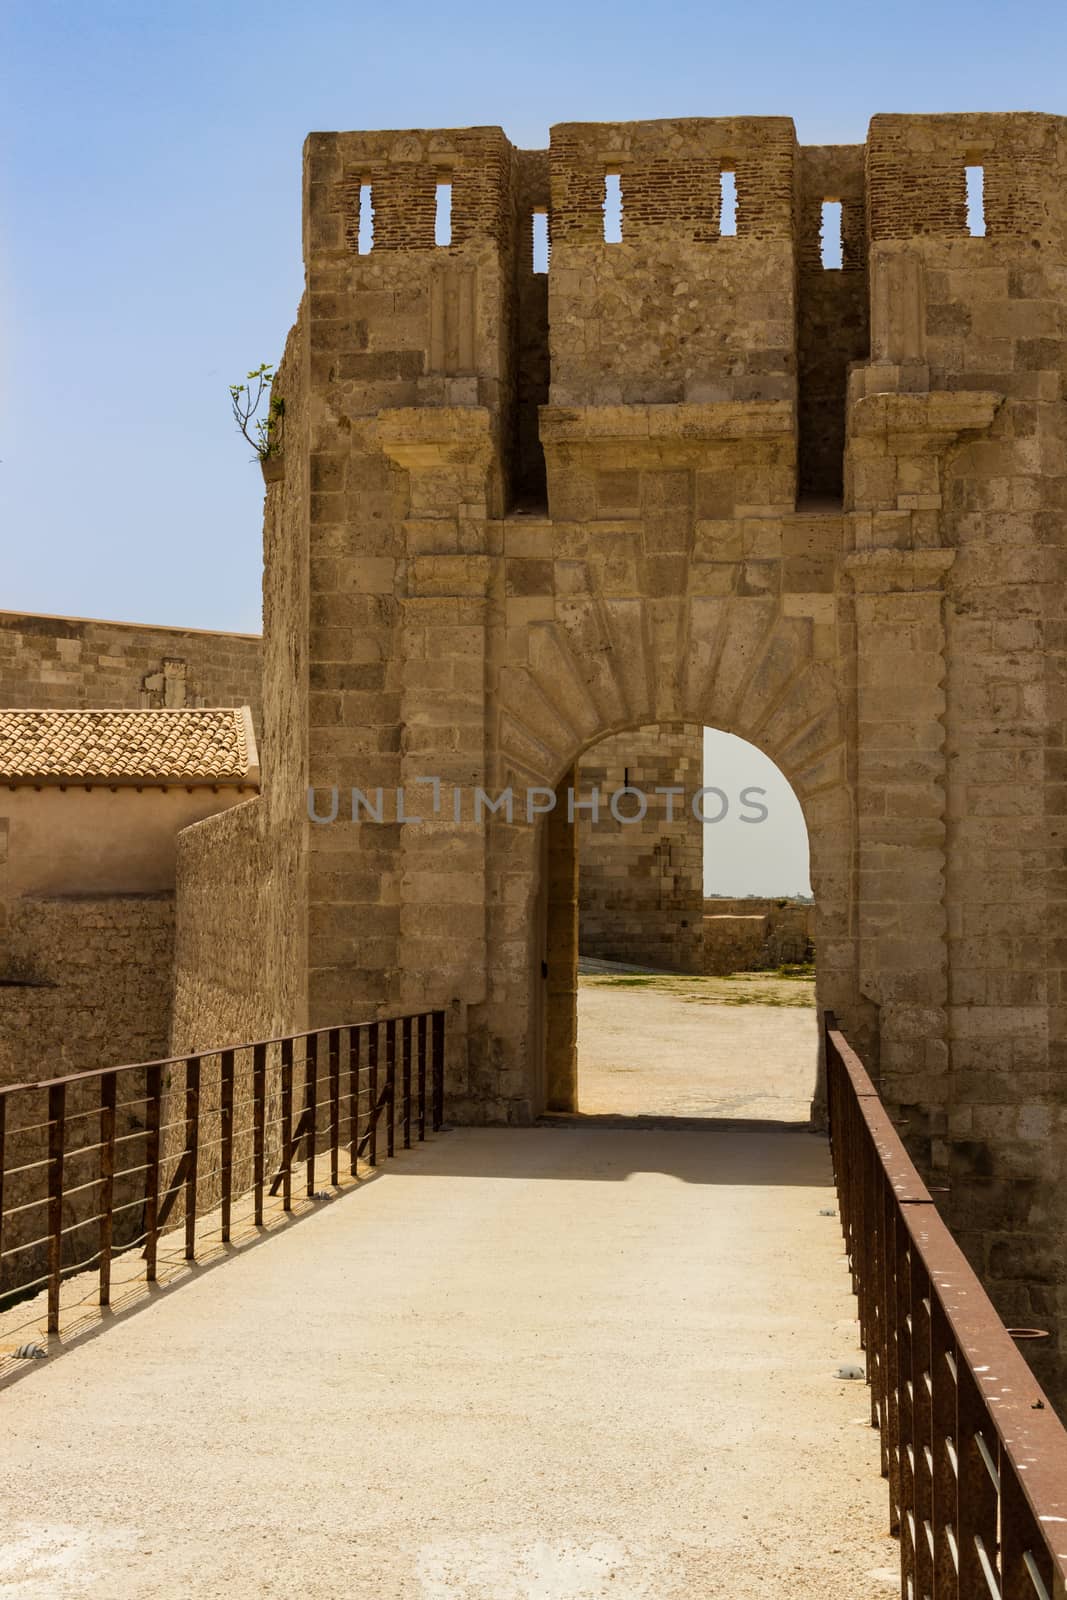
[0,707,261,1085]
[0,708,259,899]
[0,707,259,788]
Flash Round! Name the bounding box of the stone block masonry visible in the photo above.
[182,110,1067,1407]
[0,611,262,725]
[0,893,175,1086]
[577,722,704,973]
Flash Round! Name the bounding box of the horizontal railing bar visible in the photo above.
[0,1010,446,1352]
[1,1195,51,1220]
[826,1024,935,1204]
[824,1009,1067,1596]
[0,1012,439,1099]
[0,1267,51,1295]
[897,1199,1067,1528]
[0,1156,52,1180]
[1,1229,54,1255]
[57,1174,106,1202]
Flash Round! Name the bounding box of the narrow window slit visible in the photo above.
[358,182,374,255]
[719,169,737,237]
[603,173,622,244]
[532,210,549,273]
[435,179,452,247]
[966,166,986,237]
[821,200,843,269]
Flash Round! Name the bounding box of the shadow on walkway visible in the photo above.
[414,1122,833,1188]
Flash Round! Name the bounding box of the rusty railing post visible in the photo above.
[329,1027,341,1188]
[47,1081,66,1334]
[305,1034,318,1198]
[432,1008,445,1131]
[929,1295,958,1598]
[280,1038,293,1212]
[957,1356,1000,1598]
[0,1092,6,1280]
[99,1070,117,1306]
[253,1042,266,1226]
[348,1026,360,1177]
[184,1056,201,1261]
[385,1018,396,1159]
[144,1063,162,1281]
[0,1015,457,1369]
[402,1015,412,1150]
[417,1013,427,1142]
[368,1023,379,1168]
[220,1049,235,1244]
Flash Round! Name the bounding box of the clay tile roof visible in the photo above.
[0,707,260,787]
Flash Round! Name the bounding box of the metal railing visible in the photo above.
[0,1011,446,1340]
[825,1011,1067,1600]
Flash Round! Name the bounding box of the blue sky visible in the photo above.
[3,0,1062,891]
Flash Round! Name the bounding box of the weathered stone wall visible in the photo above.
[704,895,814,921]
[0,895,174,1294]
[848,111,1067,1402]
[549,119,797,412]
[170,306,310,1056]
[170,798,302,1052]
[256,110,1067,1403]
[297,124,520,1070]
[576,722,704,972]
[0,893,174,1084]
[703,915,767,976]
[703,902,814,974]
[0,611,262,724]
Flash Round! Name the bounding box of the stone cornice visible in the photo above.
[848,389,1003,445]
[375,406,495,470]
[540,401,794,457]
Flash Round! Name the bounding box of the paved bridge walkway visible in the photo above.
[0,1125,898,1600]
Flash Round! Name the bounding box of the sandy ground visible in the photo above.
[578,969,817,1121]
[0,1119,898,1600]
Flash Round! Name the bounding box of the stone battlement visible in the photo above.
[301,113,1066,507]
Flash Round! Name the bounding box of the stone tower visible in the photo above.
[172,112,1067,1401]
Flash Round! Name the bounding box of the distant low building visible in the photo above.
[0,707,259,1082]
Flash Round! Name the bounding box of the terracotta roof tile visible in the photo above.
[0,708,259,786]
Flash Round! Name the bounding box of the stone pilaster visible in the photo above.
[377,409,497,1047]
[845,547,955,1165]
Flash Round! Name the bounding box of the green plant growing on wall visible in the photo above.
[229,363,285,463]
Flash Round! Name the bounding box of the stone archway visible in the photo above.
[478,560,859,1123]
[533,719,818,1120]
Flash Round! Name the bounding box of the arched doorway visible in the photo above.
[530,720,831,1123]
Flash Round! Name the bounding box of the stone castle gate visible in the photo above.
[172,112,1067,1391]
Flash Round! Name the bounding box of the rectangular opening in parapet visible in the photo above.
[966,165,986,236]
[719,168,737,236]
[820,200,843,269]
[532,210,549,273]
[358,182,374,254]
[435,179,453,246]
[603,173,622,243]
